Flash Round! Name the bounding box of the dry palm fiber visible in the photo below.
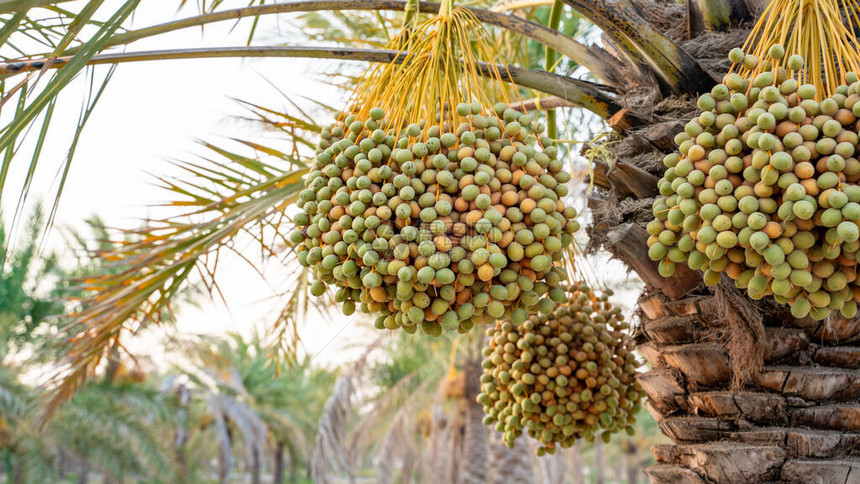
[715,275,766,387]
[631,0,686,42]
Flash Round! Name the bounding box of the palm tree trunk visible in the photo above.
[289,444,300,483]
[567,442,583,484]
[427,401,457,484]
[218,424,232,484]
[638,289,860,483]
[57,448,68,479]
[173,430,188,481]
[625,441,639,484]
[251,446,262,484]
[76,459,90,484]
[597,115,860,480]
[460,353,488,484]
[460,400,488,484]
[594,440,604,484]
[596,112,860,481]
[445,408,463,484]
[11,459,22,484]
[615,451,625,484]
[273,440,285,484]
[488,432,533,484]
[400,448,415,484]
[538,450,566,484]
[173,384,190,482]
[581,1,860,481]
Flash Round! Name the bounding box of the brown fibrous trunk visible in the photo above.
[585,5,860,482]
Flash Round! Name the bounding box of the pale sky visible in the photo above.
[1,1,380,368]
[1,1,642,370]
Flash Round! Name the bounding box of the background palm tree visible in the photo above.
[310,328,655,484]
[0,208,61,361]
[0,210,180,483]
[167,332,335,484]
[49,373,177,484]
[0,201,346,483]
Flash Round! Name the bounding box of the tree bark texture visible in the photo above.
[598,88,860,484]
[637,292,860,484]
[579,0,860,479]
[596,108,860,480]
[601,108,860,483]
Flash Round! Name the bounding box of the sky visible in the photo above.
[0,1,642,370]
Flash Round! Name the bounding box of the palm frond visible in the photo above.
[0,1,75,15]
[208,393,267,470]
[15,1,619,83]
[312,339,381,484]
[44,131,313,419]
[0,366,34,419]
[376,404,417,484]
[347,371,421,467]
[50,379,177,481]
[0,0,140,213]
[166,332,335,482]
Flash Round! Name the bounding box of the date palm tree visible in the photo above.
[4,0,860,482]
[49,374,177,484]
[167,333,334,484]
[0,210,176,483]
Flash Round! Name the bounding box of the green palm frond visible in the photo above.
[0,367,56,482]
[0,1,73,14]
[0,208,65,360]
[50,380,177,481]
[0,2,106,56]
[0,0,141,247]
[0,366,33,420]
[168,332,335,482]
